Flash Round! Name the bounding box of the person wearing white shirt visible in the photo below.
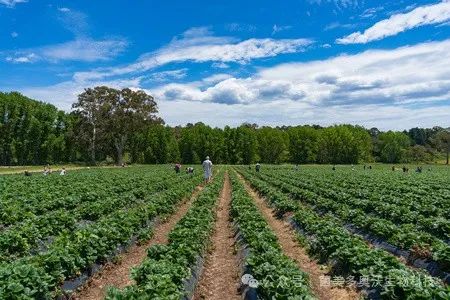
[202,156,213,183]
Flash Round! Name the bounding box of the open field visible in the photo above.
[0,165,449,299]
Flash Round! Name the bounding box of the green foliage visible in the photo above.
[106,171,224,298]
[378,131,411,163]
[0,166,203,298]
[1,90,448,166]
[239,166,450,299]
[229,172,315,299]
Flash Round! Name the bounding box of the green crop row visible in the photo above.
[0,173,194,262]
[262,168,449,240]
[106,171,224,299]
[0,166,174,226]
[0,171,202,299]
[239,170,450,299]
[229,171,315,300]
[250,170,450,270]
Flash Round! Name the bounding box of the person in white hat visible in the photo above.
[202,156,213,183]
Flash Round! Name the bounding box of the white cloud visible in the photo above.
[10,31,18,38]
[211,62,230,69]
[148,69,188,82]
[307,0,359,10]
[0,0,27,7]
[337,1,450,44]
[20,77,144,110]
[272,24,292,35]
[73,28,313,82]
[58,7,71,12]
[225,23,257,32]
[9,35,450,130]
[324,22,356,31]
[147,39,450,129]
[3,38,128,63]
[6,53,37,63]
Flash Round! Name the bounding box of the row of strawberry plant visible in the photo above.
[250,170,450,271]
[0,166,174,227]
[229,171,315,299]
[0,173,203,299]
[239,170,450,299]
[106,171,224,299]
[264,168,449,226]
[0,172,195,262]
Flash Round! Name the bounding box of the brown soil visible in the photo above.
[193,173,241,300]
[237,173,359,300]
[72,184,205,300]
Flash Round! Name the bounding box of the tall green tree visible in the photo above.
[257,127,286,163]
[432,130,450,165]
[287,126,319,163]
[74,87,162,165]
[378,131,411,163]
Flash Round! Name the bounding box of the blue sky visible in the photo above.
[1,0,450,130]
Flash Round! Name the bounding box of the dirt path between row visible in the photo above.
[237,173,359,300]
[73,184,205,300]
[193,173,241,300]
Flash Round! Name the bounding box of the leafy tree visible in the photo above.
[257,127,286,164]
[378,131,411,163]
[287,126,319,163]
[432,130,450,165]
[74,87,162,165]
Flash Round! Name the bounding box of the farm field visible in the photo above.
[0,165,449,299]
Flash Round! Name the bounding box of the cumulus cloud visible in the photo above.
[73,28,313,82]
[11,38,450,130]
[3,38,128,63]
[337,1,450,44]
[145,39,450,129]
[0,0,27,7]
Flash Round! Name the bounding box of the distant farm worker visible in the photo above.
[369,165,372,170]
[186,167,194,175]
[202,156,213,183]
[332,165,336,171]
[174,163,181,174]
[24,170,32,177]
[392,166,395,171]
[60,168,67,176]
[255,163,261,172]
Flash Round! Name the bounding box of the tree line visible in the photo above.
[1,89,449,166]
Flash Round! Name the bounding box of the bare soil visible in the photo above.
[72,184,205,300]
[237,173,359,300]
[193,173,241,300]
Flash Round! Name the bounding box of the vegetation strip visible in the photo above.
[259,168,449,243]
[193,172,241,300]
[229,171,315,299]
[236,172,359,300]
[0,171,195,262]
[0,171,202,299]
[105,171,225,299]
[73,184,205,300]
[238,169,450,299]
[251,169,450,279]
